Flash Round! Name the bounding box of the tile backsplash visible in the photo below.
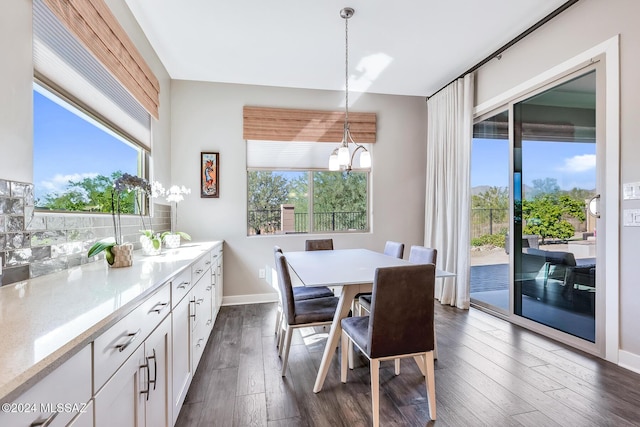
[0,178,171,286]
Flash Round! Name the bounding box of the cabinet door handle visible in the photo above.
[30,412,58,427]
[149,301,169,314]
[190,297,197,318]
[177,281,190,289]
[116,329,141,352]
[196,298,204,305]
[140,359,151,401]
[148,348,157,391]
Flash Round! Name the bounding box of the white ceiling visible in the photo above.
[124,0,571,97]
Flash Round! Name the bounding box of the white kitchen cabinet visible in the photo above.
[67,400,93,427]
[171,277,194,425]
[144,315,172,427]
[211,244,223,317]
[0,345,91,427]
[95,315,172,427]
[94,345,145,427]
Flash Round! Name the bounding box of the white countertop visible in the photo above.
[0,241,221,402]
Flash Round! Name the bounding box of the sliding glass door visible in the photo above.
[513,70,598,341]
[471,65,602,348]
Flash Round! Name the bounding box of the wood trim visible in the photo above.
[43,0,160,119]
[243,106,376,143]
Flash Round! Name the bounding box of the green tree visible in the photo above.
[313,172,367,230]
[522,194,586,243]
[472,186,509,229]
[40,171,135,212]
[529,177,560,199]
[247,171,291,234]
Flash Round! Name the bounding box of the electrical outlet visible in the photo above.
[258,268,266,279]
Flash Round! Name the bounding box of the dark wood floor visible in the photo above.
[175,302,640,427]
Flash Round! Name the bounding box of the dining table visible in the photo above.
[285,248,456,393]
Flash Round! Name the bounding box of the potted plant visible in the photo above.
[87,173,150,266]
[162,184,192,248]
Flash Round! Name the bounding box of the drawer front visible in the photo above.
[171,268,193,308]
[93,284,171,392]
[191,252,211,285]
[0,345,91,427]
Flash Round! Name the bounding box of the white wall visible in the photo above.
[0,0,33,183]
[474,0,640,364]
[170,81,428,299]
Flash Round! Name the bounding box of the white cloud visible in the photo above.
[561,154,596,173]
[39,172,99,194]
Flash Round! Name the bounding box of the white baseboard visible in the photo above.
[222,292,279,306]
[618,350,640,374]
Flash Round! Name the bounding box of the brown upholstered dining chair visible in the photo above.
[274,252,339,376]
[359,245,436,313]
[358,245,439,371]
[273,246,334,348]
[304,238,334,251]
[341,264,437,425]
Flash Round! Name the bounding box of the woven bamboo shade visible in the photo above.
[43,0,160,119]
[243,106,376,143]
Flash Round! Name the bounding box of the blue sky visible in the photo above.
[33,90,139,202]
[471,138,596,190]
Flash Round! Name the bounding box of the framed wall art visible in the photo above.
[201,152,219,198]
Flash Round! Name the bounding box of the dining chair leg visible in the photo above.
[433,325,439,360]
[413,355,426,376]
[274,304,282,335]
[275,314,284,349]
[370,358,381,427]
[280,326,294,376]
[277,322,286,356]
[394,358,400,375]
[423,351,437,420]
[340,331,349,383]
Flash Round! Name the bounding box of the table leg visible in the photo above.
[313,285,362,393]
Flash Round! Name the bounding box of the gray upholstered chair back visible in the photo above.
[383,241,405,259]
[305,239,334,251]
[274,252,296,323]
[368,264,435,358]
[409,246,437,265]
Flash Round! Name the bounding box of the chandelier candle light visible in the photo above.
[328,7,371,172]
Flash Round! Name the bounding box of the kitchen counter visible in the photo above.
[0,241,220,403]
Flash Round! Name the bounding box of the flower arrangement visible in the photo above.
[88,173,151,266]
[161,184,192,248]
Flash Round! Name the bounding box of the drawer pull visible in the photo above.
[206,286,212,291]
[195,269,204,274]
[205,260,212,265]
[196,338,204,348]
[30,412,58,427]
[206,319,212,327]
[149,301,169,314]
[116,329,141,352]
[177,281,190,289]
[196,298,204,305]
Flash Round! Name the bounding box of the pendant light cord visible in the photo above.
[344,11,349,128]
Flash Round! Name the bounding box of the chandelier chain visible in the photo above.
[344,12,349,124]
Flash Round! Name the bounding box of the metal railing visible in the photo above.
[471,208,509,239]
[248,210,366,234]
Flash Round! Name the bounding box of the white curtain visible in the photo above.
[424,73,474,309]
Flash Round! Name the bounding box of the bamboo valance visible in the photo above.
[243,106,376,143]
[43,0,160,119]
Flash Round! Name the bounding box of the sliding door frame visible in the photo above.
[473,36,619,361]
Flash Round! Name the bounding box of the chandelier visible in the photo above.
[328,7,371,172]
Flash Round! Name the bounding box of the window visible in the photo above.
[247,170,369,235]
[33,83,146,213]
